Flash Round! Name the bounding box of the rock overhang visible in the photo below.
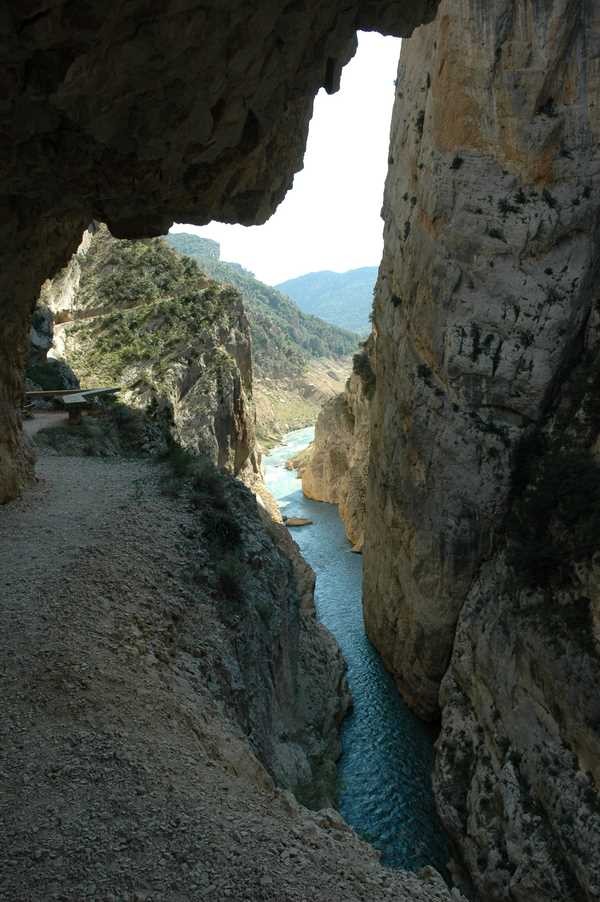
[0,0,439,501]
[2,1,439,237]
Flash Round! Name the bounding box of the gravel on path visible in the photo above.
[22,410,70,438]
[0,452,459,902]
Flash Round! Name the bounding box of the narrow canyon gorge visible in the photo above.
[299,1,600,898]
[3,2,600,901]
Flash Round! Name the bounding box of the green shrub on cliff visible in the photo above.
[191,459,227,509]
[160,439,245,592]
[34,401,148,458]
[26,359,75,391]
[352,347,376,399]
[203,507,242,548]
[166,232,358,379]
[76,232,202,314]
[161,442,198,480]
[216,554,245,601]
[66,226,242,387]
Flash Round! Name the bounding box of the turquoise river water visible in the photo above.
[263,426,448,874]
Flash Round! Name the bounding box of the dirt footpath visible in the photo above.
[22,410,70,438]
[0,451,458,902]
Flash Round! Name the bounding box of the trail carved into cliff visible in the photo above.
[0,439,458,902]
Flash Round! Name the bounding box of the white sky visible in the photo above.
[170,32,401,286]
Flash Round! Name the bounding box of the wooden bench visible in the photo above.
[25,387,120,425]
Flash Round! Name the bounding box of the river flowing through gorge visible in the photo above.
[263,427,448,873]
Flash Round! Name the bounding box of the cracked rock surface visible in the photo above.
[359,2,600,898]
[363,0,600,719]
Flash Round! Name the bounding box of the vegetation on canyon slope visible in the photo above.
[166,232,358,378]
[64,227,243,387]
[276,266,377,336]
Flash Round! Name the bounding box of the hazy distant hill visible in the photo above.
[166,233,358,380]
[276,267,377,335]
[165,233,220,261]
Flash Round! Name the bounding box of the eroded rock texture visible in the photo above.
[26,226,93,386]
[299,340,375,549]
[38,225,259,476]
[435,554,600,902]
[39,225,95,360]
[363,0,600,719]
[0,0,438,502]
[433,275,600,898]
[361,2,600,898]
[0,215,85,501]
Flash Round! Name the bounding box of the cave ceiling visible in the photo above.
[1,1,438,238]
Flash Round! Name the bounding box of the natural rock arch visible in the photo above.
[0,0,438,502]
[6,5,600,898]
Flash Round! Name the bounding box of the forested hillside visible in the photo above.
[166,233,358,378]
[276,267,377,335]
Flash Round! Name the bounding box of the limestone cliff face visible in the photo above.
[120,298,258,478]
[39,226,95,347]
[48,226,258,476]
[434,554,600,902]
[433,303,600,899]
[0,0,438,503]
[363,0,600,720]
[360,2,600,898]
[26,227,94,385]
[187,474,352,809]
[299,341,375,549]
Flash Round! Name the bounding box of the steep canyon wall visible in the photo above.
[50,225,259,476]
[0,0,438,502]
[362,2,600,898]
[299,340,375,549]
[364,0,600,718]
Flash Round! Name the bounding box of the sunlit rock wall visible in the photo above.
[363,0,600,719]
[38,225,259,477]
[363,2,600,898]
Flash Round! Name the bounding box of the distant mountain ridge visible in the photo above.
[166,233,220,261]
[166,233,358,381]
[276,267,377,335]
[166,232,359,445]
